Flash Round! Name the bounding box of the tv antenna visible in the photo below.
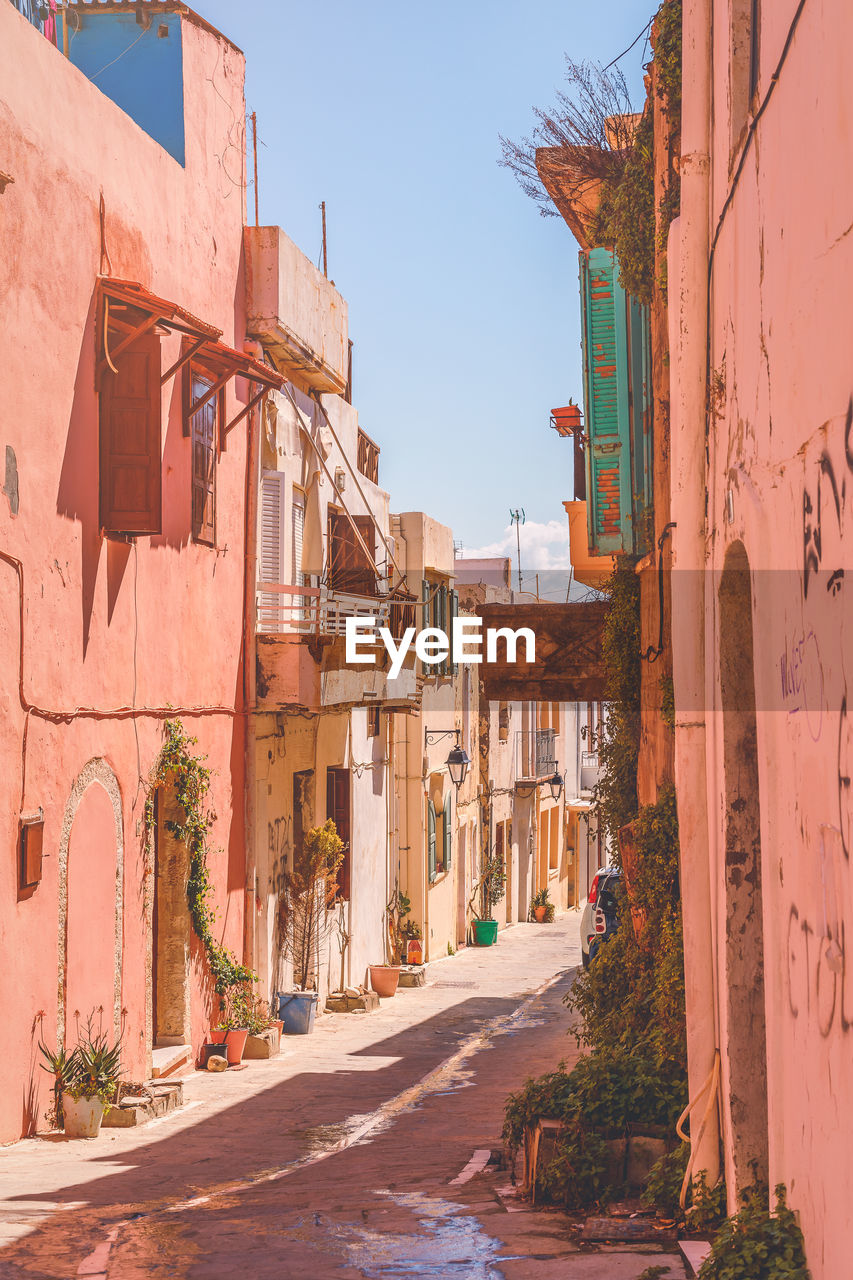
[509,508,525,592]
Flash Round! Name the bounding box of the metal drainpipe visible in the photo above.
[671,0,721,1185]
[242,391,262,984]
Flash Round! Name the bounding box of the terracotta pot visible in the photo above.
[369,965,401,998]
[534,905,548,922]
[210,1028,248,1063]
[224,1028,248,1064]
[63,1093,105,1139]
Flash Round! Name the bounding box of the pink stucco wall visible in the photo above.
[0,5,251,1142]
[672,1,853,1274]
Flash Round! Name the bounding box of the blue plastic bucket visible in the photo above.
[277,991,319,1035]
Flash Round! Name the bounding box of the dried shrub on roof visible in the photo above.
[498,57,637,219]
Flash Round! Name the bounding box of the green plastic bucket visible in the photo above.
[472,919,498,946]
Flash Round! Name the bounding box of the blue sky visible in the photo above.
[192,1,649,565]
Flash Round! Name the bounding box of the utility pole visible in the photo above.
[320,201,328,278]
[510,508,525,593]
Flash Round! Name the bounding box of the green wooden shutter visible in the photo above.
[443,797,452,869]
[627,295,653,550]
[428,800,437,883]
[580,247,634,555]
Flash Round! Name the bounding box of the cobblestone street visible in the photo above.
[0,917,686,1279]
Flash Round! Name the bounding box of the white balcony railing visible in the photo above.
[580,750,600,792]
[257,582,390,638]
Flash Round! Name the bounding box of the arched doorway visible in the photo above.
[58,761,124,1049]
[719,541,769,1195]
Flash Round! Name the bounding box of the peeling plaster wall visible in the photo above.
[671,1,853,1271]
[0,5,249,1142]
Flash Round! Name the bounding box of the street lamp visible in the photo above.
[425,728,471,791]
[546,770,564,802]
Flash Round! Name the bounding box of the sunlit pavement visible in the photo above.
[0,915,686,1279]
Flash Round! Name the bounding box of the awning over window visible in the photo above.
[98,277,284,441]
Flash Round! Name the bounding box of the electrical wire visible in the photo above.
[602,18,653,73]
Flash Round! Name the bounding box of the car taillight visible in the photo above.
[594,907,606,934]
[588,874,600,905]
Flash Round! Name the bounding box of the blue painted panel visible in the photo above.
[60,11,185,165]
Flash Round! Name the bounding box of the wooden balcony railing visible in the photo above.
[357,429,380,484]
[257,583,390,637]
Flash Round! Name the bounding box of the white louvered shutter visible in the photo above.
[259,472,285,632]
[292,489,306,622]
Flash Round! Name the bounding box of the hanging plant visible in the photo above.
[147,720,255,995]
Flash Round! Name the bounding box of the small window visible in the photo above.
[328,510,376,595]
[185,370,219,546]
[367,705,381,738]
[326,767,351,900]
[99,334,162,536]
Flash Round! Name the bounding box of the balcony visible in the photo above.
[255,583,416,712]
[580,751,601,793]
[357,428,380,485]
[515,729,557,782]
[244,226,348,394]
[256,583,389,638]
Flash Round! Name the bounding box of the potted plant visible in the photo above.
[404,920,423,966]
[39,1011,122,1139]
[469,847,506,946]
[211,986,252,1064]
[276,819,344,1033]
[530,887,556,923]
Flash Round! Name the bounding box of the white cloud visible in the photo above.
[461,519,571,571]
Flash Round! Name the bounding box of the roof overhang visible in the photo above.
[98,277,283,440]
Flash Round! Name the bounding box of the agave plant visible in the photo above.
[39,1011,123,1113]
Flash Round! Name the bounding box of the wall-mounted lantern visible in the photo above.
[425,727,470,792]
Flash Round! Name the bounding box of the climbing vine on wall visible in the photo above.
[146,720,255,995]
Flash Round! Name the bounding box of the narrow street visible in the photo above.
[0,918,685,1279]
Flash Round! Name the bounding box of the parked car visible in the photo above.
[580,867,622,967]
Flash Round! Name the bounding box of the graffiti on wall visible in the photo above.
[784,403,853,1033]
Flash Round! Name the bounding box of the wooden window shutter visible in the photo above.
[579,248,634,556]
[427,800,437,883]
[443,797,452,870]
[259,472,285,632]
[328,510,376,595]
[190,372,216,545]
[326,767,351,900]
[99,333,162,535]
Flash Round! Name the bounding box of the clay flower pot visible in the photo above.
[211,1027,249,1064]
[63,1094,106,1139]
[369,965,401,998]
[534,905,548,922]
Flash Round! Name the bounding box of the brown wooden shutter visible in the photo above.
[99,333,162,534]
[327,510,375,595]
[190,373,216,546]
[326,766,351,900]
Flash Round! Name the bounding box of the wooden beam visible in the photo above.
[99,310,161,378]
[161,336,206,385]
[222,385,268,437]
[478,601,608,704]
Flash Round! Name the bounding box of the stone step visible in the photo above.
[679,1239,712,1276]
[150,1043,192,1079]
[102,1079,184,1129]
